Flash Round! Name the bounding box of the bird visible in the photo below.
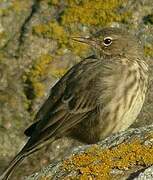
[0,27,148,180]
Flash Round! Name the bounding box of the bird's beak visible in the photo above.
[72,36,98,47]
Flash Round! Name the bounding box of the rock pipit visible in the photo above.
[0,27,148,180]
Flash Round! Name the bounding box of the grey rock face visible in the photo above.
[135,166,153,180]
[26,125,153,180]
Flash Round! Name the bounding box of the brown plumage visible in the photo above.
[0,27,148,180]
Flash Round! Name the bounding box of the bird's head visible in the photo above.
[72,27,142,58]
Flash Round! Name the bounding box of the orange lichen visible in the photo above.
[63,138,153,179]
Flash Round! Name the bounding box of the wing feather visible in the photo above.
[23,56,104,152]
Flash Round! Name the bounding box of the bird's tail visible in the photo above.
[0,152,24,180]
[0,138,52,180]
[0,135,56,180]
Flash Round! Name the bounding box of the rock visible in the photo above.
[0,0,35,175]
[135,166,153,180]
[26,125,153,180]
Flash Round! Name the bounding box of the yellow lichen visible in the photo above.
[62,0,130,27]
[11,0,30,12]
[39,176,52,180]
[144,45,153,57]
[30,54,53,78]
[32,0,131,57]
[0,32,7,45]
[50,67,68,78]
[33,21,69,45]
[0,0,29,14]
[25,0,133,99]
[70,42,90,57]
[25,54,69,98]
[25,54,53,98]
[63,138,153,179]
[51,0,60,5]
[33,21,90,56]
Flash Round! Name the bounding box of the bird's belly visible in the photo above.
[99,90,145,139]
[114,93,144,132]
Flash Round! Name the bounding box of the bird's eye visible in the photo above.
[103,37,112,46]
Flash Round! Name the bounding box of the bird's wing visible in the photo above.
[23,56,103,150]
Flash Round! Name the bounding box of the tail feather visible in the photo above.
[0,153,24,180]
[0,131,57,180]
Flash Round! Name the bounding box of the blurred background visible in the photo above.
[0,0,153,179]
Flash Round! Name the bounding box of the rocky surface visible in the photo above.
[26,125,153,179]
[0,0,153,179]
[135,166,153,180]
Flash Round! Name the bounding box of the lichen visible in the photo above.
[0,31,7,47]
[29,0,131,98]
[0,0,29,15]
[10,0,29,12]
[33,21,69,45]
[39,176,52,180]
[61,0,130,27]
[63,138,153,179]
[32,0,130,57]
[24,54,68,99]
[24,54,54,98]
[144,44,153,57]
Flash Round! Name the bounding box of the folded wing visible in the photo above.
[23,56,103,152]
